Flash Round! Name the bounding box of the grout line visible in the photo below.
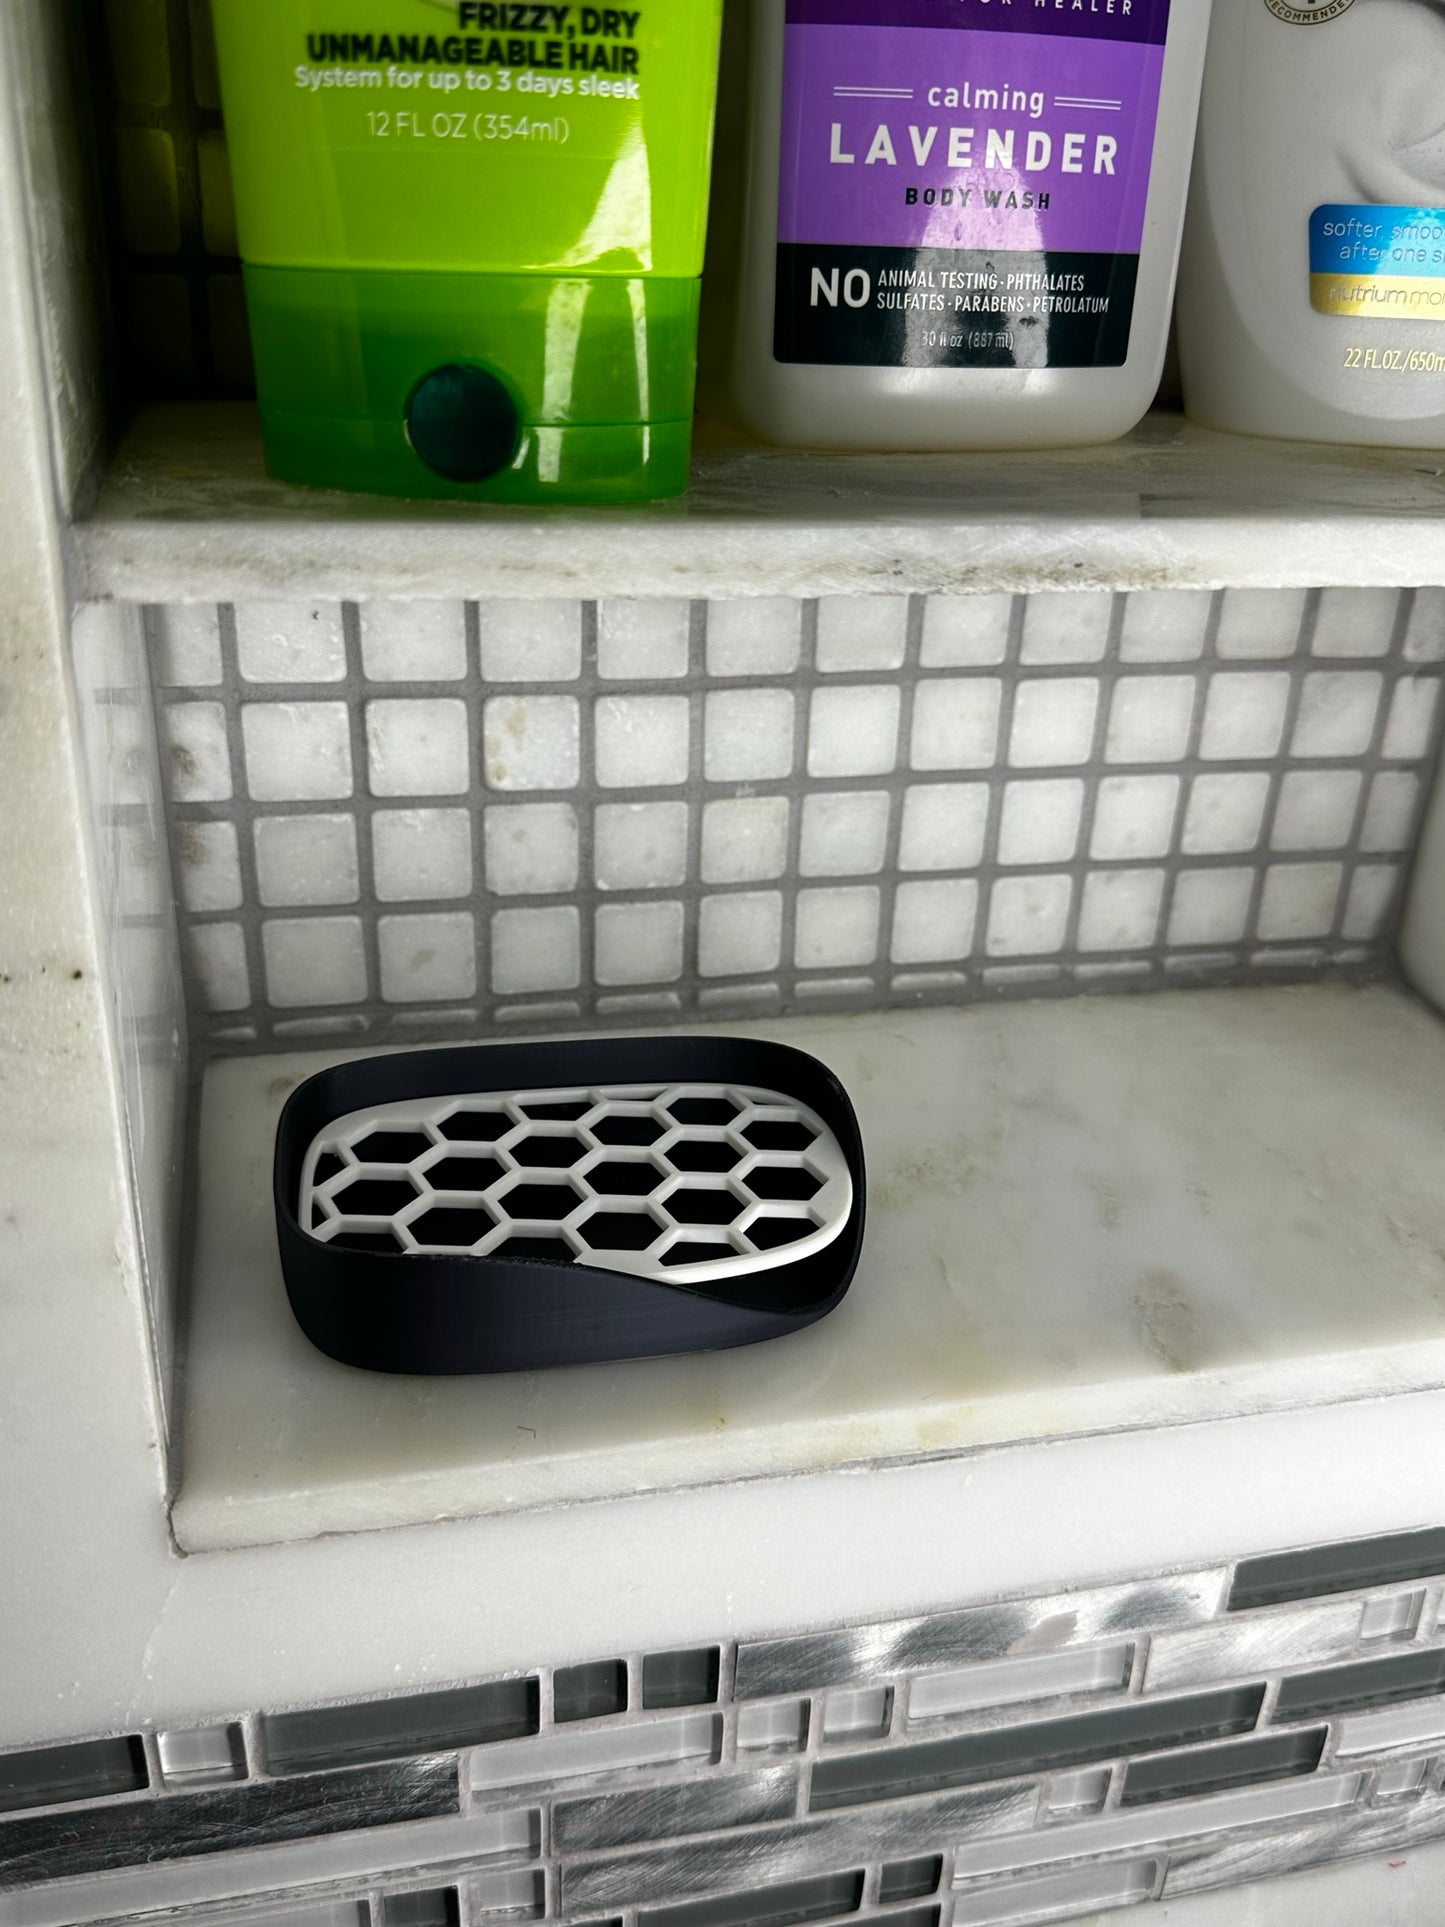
[343,603,384,1013]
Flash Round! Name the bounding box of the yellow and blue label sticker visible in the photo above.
[1311,206,1445,320]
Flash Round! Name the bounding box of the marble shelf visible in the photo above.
[74,405,1445,607]
[177,982,1445,1555]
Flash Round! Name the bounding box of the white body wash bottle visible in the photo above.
[1180,0,1445,450]
[714,0,1213,451]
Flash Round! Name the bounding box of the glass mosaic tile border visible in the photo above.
[139,588,1445,1055]
[9,1526,1445,1927]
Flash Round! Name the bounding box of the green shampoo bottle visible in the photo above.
[210,1,724,504]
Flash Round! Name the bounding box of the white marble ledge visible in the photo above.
[75,404,1445,605]
[177,983,1445,1555]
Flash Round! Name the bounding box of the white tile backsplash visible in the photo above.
[262,917,367,1008]
[892,879,978,965]
[596,695,690,790]
[1361,773,1422,854]
[491,906,581,995]
[1106,678,1196,765]
[920,595,1012,668]
[816,596,909,672]
[595,901,686,987]
[1169,869,1255,949]
[1009,679,1100,768]
[898,784,991,873]
[163,701,232,803]
[1293,672,1383,760]
[150,591,1439,1037]
[1313,589,1401,659]
[598,600,691,681]
[359,601,467,683]
[1078,870,1167,953]
[1405,588,1445,663]
[1092,775,1180,862]
[707,689,795,782]
[483,696,579,793]
[1021,592,1113,666]
[236,603,346,684]
[254,814,359,908]
[366,697,468,799]
[911,679,1000,772]
[1182,773,1272,857]
[177,820,241,914]
[1257,863,1345,943]
[595,802,690,892]
[188,921,250,1012]
[799,791,891,878]
[373,809,473,903]
[705,599,801,678]
[1344,865,1401,942]
[378,912,477,1003]
[1216,588,1307,660]
[1200,674,1292,762]
[1272,771,1363,853]
[1119,591,1211,664]
[245,703,353,802]
[812,685,903,777]
[699,892,784,978]
[796,886,882,970]
[1383,679,1442,763]
[155,604,222,686]
[484,803,580,898]
[998,779,1085,867]
[478,599,582,684]
[701,797,791,885]
[987,874,1074,957]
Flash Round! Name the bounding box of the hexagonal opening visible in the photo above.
[511,1133,589,1170]
[351,1129,434,1166]
[743,1119,818,1153]
[667,1188,746,1227]
[577,1210,665,1253]
[425,1154,506,1194]
[748,1217,814,1251]
[492,1236,576,1264]
[437,1109,511,1144]
[330,1229,406,1255]
[519,1097,592,1122]
[411,1205,499,1250]
[668,1096,739,1127]
[661,1242,737,1269]
[587,1160,666,1198]
[745,1165,824,1203]
[667,1140,743,1175]
[591,1113,666,1148]
[498,1180,583,1222]
[333,1176,421,1218]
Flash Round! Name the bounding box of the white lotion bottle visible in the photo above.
[712,0,1213,451]
[1180,0,1445,449]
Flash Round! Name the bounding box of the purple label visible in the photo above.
[779,21,1166,255]
[788,0,1170,44]
[774,3,1172,370]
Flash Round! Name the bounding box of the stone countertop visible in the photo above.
[177,983,1445,1554]
[74,405,1445,603]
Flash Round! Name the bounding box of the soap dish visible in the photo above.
[274,1035,865,1374]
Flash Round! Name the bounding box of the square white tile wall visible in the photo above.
[145,590,1445,1052]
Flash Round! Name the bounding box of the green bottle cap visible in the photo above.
[244,266,701,505]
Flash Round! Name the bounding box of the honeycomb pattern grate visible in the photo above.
[300,1083,853,1284]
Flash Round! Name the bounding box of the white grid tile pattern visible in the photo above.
[142,593,1444,1052]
